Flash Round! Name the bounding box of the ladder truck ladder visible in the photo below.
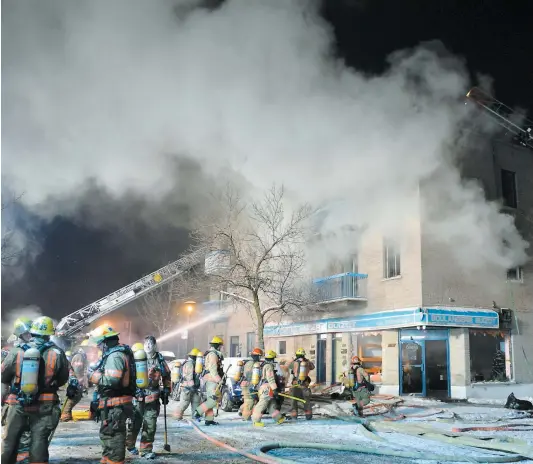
[55,248,205,337]
[466,87,533,151]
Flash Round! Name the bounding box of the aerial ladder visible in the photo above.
[55,248,206,338]
[466,87,533,151]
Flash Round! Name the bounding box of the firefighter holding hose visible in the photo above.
[288,348,315,420]
[195,336,225,426]
[251,350,285,427]
[236,347,263,421]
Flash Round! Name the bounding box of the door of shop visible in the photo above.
[316,336,327,383]
[400,329,449,398]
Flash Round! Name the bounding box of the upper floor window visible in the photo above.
[501,169,517,208]
[383,239,401,278]
[506,266,523,282]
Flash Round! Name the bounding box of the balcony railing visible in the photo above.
[312,272,368,303]
[200,299,230,322]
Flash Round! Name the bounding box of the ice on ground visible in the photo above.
[46,396,533,463]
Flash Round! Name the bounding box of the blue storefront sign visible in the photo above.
[264,307,499,336]
[422,308,498,328]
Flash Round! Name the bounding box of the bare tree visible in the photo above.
[138,283,176,338]
[138,265,210,338]
[193,184,315,349]
[1,193,24,268]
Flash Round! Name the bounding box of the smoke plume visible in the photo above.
[2,0,528,278]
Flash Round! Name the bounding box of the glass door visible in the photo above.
[400,340,426,396]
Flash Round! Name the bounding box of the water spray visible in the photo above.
[156,311,221,344]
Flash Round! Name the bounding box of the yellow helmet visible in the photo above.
[80,339,89,347]
[188,348,201,357]
[13,317,33,337]
[30,316,55,336]
[89,324,120,345]
[131,343,144,353]
[295,348,306,357]
[265,350,277,360]
[210,336,224,345]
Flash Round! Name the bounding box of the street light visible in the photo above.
[183,301,196,351]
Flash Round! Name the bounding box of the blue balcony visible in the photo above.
[312,272,368,304]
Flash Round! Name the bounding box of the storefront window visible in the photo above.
[357,333,382,382]
[469,330,511,382]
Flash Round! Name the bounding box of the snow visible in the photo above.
[46,395,533,463]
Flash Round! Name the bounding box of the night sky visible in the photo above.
[2,0,532,322]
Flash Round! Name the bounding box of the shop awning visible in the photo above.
[264,306,499,337]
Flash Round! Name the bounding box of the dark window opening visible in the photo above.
[506,266,523,282]
[469,331,509,382]
[278,340,286,355]
[230,336,240,357]
[501,169,517,208]
[383,239,401,278]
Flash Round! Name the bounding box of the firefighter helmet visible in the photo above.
[188,348,201,357]
[131,342,144,353]
[351,355,362,365]
[30,317,55,336]
[295,348,306,357]
[265,350,277,360]
[89,325,120,345]
[13,317,33,337]
[250,347,264,356]
[80,339,89,346]
[210,336,224,345]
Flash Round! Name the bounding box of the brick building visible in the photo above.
[197,138,533,399]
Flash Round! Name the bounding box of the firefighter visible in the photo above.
[126,336,171,459]
[251,350,285,427]
[238,348,263,421]
[71,344,89,393]
[345,356,371,416]
[174,348,202,420]
[60,353,84,422]
[195,336,225,426]
[1,317,34,464]
[287,348,315,420]
[88,325,136,464]
[1,316,69,464]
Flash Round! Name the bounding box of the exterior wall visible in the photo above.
[420,140,533,384]
[380,329,400,395]
[449,328,471,398]
[359,219,423,311]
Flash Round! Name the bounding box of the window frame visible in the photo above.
[383,238,401,279]
[506,266,524,282]
[278,340,287,355]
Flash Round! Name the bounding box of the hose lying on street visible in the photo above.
[367,421,533,459]
[188,420,279,464]
[257,441,525,463]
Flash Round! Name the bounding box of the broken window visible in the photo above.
[469,330,511,382]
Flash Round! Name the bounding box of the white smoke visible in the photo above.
[2,0,528,275]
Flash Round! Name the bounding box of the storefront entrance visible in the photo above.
[400,329,450,398]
